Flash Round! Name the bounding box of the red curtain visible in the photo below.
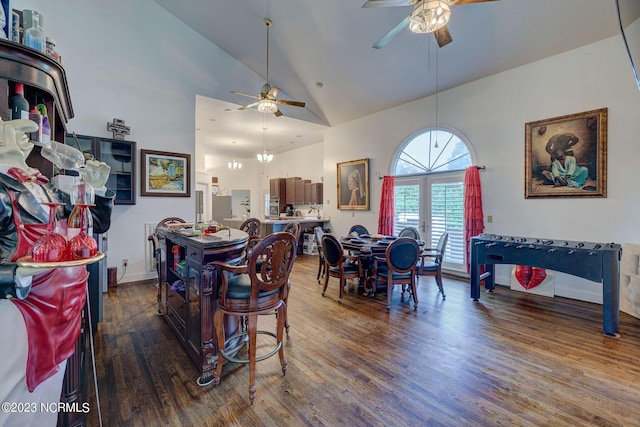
[464,166,484,273]
[378,176,395,235]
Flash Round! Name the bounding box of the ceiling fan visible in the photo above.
[231,18,305,117]
[363,0,500,49]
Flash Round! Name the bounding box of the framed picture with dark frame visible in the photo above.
[525,108,607,198]
[140,149,191,197]
[337,158,369,210]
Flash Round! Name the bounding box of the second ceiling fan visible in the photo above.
[363,0,500,49]
[231,18,305,117]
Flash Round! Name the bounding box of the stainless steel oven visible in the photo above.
[269,199,281,218]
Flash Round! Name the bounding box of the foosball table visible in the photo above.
[469,233,622,337]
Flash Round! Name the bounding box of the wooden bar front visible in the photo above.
[157,228,248,385]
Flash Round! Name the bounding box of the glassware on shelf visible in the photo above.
[31,202,67,262]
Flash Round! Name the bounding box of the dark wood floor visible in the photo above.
[87,255,640,426]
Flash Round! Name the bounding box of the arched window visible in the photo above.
[393,128,471,175]
[392,128,473,274]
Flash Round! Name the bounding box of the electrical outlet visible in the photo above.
[122,258,128,266]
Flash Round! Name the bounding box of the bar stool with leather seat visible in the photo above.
[281,221,301,334]
[372,237,421,311]
[210,232,297,404]
[321,234,362,303]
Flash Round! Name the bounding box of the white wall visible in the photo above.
[16,0,270,282]
[16,1,640,300]
[323,32,640,302]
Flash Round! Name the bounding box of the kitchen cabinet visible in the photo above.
[311,183,323,204]
[285,177,301,204]
[295,179,310,204]
[270,177,285,199]
[66,133,136,205]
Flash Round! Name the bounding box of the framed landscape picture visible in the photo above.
[525,108,607,198]
[141,149,191,197]
[337,158,369,210]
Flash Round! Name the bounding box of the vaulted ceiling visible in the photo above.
[153,0,640,157]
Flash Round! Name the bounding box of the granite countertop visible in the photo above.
[224,217,329,224]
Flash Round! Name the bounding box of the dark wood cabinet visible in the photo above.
[0,39,73,177]
[295,179,310,204]
[66,133,136,205]
[270,177,286,199]
[285,177,301,204]
[157,228,248,385]
[311,183,323,204]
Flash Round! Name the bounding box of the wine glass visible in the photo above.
[67,168,97,259]
[31,202,68,262]
[68,203,97,260]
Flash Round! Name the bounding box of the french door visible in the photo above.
[394,172,466,273]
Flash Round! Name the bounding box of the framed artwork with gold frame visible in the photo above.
[525,108,607,198]
[337,158,369,210]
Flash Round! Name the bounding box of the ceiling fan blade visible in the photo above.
[373,13,411,49]
[448,0,500,6]
[434,25,452,48]
[231,91,260,100]
[268,86,281,98]
[274,109,283,117]
[362,0,413,7]
[238,101,259,110]
[276,99,306,108]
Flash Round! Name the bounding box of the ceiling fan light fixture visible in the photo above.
[409,0,450,34]
[257,99,278,113]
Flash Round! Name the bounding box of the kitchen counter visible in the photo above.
[223,217,329,225]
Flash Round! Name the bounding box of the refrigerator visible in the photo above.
[212,196,232,223]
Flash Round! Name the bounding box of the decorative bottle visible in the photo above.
[25,12,45,52]
[9,83,29,120]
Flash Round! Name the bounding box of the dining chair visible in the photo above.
[239,217,261,238]
[398,226,421,240]
[314,226,325,283]
[348,224,370,237]
[209,232,297,404]
[417,232,449,300]
[372,237,421,311]
[321,234,362,303]
[282,221,301,241]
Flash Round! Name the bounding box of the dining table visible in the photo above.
[340,235,425,296]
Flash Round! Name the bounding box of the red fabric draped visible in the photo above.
[464,166,484,274]
[378,176,395,235]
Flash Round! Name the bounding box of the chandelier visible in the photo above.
[408,0,451,34]
[257,115,274,163]
[228,141,242,170]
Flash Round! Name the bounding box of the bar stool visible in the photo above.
[210,232,297,404]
